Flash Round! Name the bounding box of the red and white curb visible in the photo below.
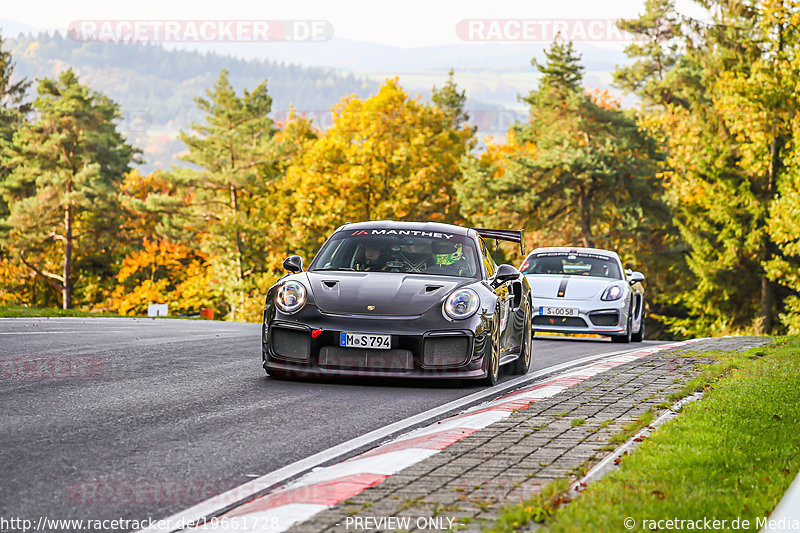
[143,341,696,533]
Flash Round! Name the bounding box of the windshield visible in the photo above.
[310,229,480,278]
[520,252,622,280]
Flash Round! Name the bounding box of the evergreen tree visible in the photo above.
[177,69,277,320]
[431,69,471,130]
[526,38,584,95]
[613,0,691,108]
[1,69,136,308]
[460,39,665,250]
[457,40,671,333]
[0,30,31,221]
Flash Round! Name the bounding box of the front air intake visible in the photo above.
[423,335,470,367]
[271,327,311,361]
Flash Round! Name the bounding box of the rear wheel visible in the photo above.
[512,300,532,375]
[482,309,501,386]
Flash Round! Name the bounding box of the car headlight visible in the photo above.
[601,285,624,301]
[275,281,307,314]
[444,288,480,320]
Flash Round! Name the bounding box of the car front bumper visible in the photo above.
[262,307,492,380]
[530,297,627,336]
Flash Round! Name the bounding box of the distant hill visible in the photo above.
[3,26,633,171]
[7,32,381,171]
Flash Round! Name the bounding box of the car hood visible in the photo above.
[305,271,469,316]
[525,274,619,299]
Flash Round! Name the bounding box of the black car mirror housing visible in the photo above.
[283,255,304,273]
[492,264,520,286]
[629,271,645,284]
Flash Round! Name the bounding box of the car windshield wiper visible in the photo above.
[313,267,355,271]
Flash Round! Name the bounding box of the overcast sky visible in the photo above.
[5,0,710,48]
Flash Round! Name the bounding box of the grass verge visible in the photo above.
[0,305,126,318]
[536,337,800,532]
[0,305,211,320]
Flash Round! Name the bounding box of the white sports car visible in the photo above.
[519,247,646,343]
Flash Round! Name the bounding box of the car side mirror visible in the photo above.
[629,271,645,284]
[492,264,519,286]
[283,255,303,274]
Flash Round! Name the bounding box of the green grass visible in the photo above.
[486,478,572,532]
[607,409,655,447]
[0,304,209,320]
[536,337,800,532]
[0,305,126,318]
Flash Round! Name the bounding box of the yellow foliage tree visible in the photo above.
[105,239,217,316]
[276,78,474,260]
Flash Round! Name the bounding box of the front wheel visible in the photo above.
[611,307,633,344]
[632,303,646,343]
[482,309,501,386]
[512,300,532,375]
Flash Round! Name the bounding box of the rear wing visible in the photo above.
[473,228,525,255]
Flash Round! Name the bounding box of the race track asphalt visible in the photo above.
[0,318,666,527]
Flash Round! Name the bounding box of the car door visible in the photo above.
[481,238,512,353]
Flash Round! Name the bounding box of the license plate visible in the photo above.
[339,332,391,350]
[539,306,579,317]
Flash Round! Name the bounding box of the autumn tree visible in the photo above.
[278,78,475,260]
[1,69,136,309]
[106,238,217,316]
[617,0,800,335]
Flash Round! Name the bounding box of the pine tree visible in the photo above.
[525,38,584,95]
[0,31,31,221]
[177,69,277,320]
[460,39,665,250]
[1,69,136,309]
[431,69,471,130]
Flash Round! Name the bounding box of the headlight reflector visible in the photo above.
[275,281,307,313]
[444,288,480,320]
[601,285,623,301]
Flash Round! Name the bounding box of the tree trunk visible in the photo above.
[577,185,594,248]
[760,277,774,334]
[230,183,243,321]
[759,20,785,334]
[63,201,73,310]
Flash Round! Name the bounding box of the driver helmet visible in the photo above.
[433,242,463,265]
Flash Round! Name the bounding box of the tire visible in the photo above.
[611,306,633,344]
[512,299,532,375]
[631,302,645,343]
[482,308,501,386]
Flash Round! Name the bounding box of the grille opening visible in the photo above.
[589,312,620,327]
[532,316,588,328]
[271,327,311,361]
[318,347,413,370]
[423,336,470,367]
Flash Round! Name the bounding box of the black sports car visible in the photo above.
[261,221,532,385]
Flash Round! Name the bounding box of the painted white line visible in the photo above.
[763,471,800,532]
[139,341,694,533]
[290,448,439,488]
[193,504,328,532]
